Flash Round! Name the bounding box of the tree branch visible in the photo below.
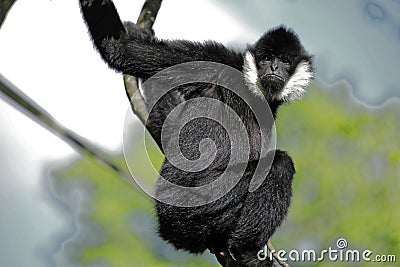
[0,73,138,187]
[136,0,162,29]
[124,74,148,125]
[123,0,163,128]
[0,2,138,186]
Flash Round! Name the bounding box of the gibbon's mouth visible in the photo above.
[265,74,285,82]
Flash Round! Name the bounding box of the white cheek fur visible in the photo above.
[243,51,264,99]
[275,60,313,102]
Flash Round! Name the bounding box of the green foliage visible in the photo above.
[274,83,400,266]
[53,83,399,266]
[54,153,216,267]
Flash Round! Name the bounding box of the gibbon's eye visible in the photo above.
[279,55,290,64]
[260,55,273,64]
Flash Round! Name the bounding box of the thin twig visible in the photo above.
[267,240,290,267]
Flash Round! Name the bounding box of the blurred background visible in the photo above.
[0,0,399,266]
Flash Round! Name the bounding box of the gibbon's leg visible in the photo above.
[228,150,295,267]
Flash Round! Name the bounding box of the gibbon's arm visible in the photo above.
[79,0,244,79]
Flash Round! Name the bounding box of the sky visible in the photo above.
[0,0,399,266]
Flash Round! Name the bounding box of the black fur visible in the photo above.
[79,1,313,266]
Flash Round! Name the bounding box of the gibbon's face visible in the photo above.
[257,52,293,94]
[243,26,313,102]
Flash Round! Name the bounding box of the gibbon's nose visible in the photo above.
[271,58,279,71]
